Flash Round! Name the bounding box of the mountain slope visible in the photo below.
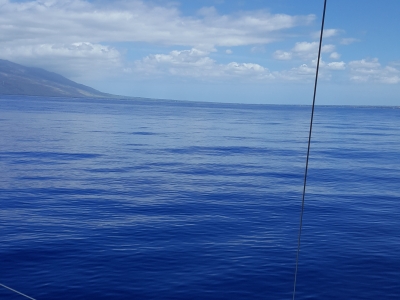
[0,59,116,98]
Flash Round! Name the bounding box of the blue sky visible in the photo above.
[1,0,400,105]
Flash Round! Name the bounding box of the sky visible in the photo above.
[1,0,400,105]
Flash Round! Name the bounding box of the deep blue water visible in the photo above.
[0,96,399,299]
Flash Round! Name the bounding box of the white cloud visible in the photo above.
[327,61,346,70]
[0,0,316,79]
[330,52,341,59]
[349,58,381,70]
[349,58,400,84]
[134,48,273,80]
[134,48,349,83]
[134,47,349,83]
[312,28,340,39]
[274,64,316,81]
[274,41,336,61]
[273,50,292,60]
[310,58,324,67]
[0,42,122,77]
[225,62,268,76]
[1,0,392,88]
[275,59,346,81]
[293,41,335,54]
[340,38,359,45]
[0,0,315,49]
[0,42,120,60]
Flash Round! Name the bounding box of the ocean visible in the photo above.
[0,96,399,299]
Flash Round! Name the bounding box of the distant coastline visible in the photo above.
[0,59,133,99]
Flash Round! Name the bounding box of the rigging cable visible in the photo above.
[0,283,37,300]
[292,0,327,299]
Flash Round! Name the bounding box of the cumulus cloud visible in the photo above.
[312,28,340,39]
[292,42,335,57]
[380,70,400,84]
[275,57,348,81]
[340,38,360,45]
[0,0,392,87]
[273,50,292,60]
[274,41,335,61]
[134,48,273,80]
[0,42,122,77]
[274,64,316,81]
[134,47,350,83]
[270,58,399,84]
[349,58,400,84]
[330,52,341,59]
[0,0,315,48]
[0,42,120,61]
[349,58,381,70]
[327,61,346,70]
[0,0,316,79]
[225,62,269,77]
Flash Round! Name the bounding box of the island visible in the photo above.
[0,59,128,99]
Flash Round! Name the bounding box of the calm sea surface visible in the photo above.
[0,96,399,299]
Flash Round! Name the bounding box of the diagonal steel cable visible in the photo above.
[0,283,37,300]
[292,1,327,299]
